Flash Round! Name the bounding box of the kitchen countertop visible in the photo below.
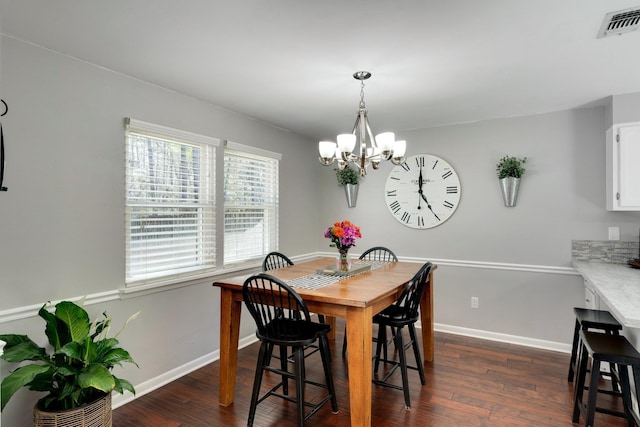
[572,260,640,328]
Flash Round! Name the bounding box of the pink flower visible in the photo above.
[324,220,362,251]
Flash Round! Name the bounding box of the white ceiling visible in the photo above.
[2,1,640,141]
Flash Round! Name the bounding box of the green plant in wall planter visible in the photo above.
[496,156,527,207]
[335,166,359,186]
[0,300,139,426]
[335,166,360,208]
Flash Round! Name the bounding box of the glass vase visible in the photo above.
[337,249,351,272]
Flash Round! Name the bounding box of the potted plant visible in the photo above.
[0,300,138,427]
[496,156,527,207]
[335,166,360,208]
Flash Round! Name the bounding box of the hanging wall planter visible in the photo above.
[500,177,520,207]
[344,183,359,208]
[496,156,526,207]
[335,166,360,208]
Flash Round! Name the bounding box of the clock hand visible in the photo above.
[421,193,441,221]
[418,166,439,220]
[417,167,423,210]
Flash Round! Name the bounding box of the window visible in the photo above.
[125,118,218,286]
[224,141,280,266]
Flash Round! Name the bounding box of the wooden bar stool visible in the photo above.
[568,308,622,382]
[572,330,640,427]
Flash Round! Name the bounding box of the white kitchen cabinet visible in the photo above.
[584,282,599,310]
[606,122,640,210]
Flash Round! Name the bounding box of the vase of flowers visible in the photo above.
[324,220,362,271]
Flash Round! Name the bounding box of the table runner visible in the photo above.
[287,261,386,290]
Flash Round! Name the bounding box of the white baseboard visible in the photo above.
[111,333,259,409]
[434,323,571,354]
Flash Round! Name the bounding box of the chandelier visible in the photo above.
[318,71,406,177]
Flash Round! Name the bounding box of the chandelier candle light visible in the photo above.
[318,71,407,177]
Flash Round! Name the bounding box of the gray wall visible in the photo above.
[0,36,319,425]
[318,107,640,344]
[2,33,640,426]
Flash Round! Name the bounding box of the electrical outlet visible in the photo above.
[471,296,479,309]
[608,226,620,240]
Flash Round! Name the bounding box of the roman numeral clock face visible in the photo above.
[385,154,461,229]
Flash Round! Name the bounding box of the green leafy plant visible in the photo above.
[335,166,359,186]
[0,300,138,412]
[496,156,527,179]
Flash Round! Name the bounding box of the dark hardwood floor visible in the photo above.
[113,320,630,426]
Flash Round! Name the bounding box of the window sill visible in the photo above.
[120,263,263,299]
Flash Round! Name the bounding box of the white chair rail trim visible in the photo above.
[0,254,578,325]
[0,290,120,324]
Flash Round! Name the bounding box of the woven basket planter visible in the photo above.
[33,393,112,427]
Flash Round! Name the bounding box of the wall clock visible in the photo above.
[385,154,461,229]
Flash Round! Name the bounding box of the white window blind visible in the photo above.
[224,141,280,266]
[125,118,218,286]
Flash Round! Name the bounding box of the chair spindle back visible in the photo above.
[262,251,294,272]
[243,273,311,340]
[393,262,433,320]
[359,246,398,263]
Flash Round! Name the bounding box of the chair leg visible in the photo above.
[279,344,289,395]
[380,325,390,364]
[374,325,385,373]
[572,341,589,423]
[390,326,398,354]
[568,319,580,382]
[382,326,390,362]
[342,327,348,356]
[248,342,269,427]
[408,323,426,385]
[607,330,622,393]
[394,327,412,409]
[617,364,636,427]
[294,346,306,427]
[319,335,339,413]
[633,366,640,426]
[585,359,601,427]
[265,343,274,366]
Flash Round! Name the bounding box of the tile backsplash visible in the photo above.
[572,240,640,264]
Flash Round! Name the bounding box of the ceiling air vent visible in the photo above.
[598,7,640,38]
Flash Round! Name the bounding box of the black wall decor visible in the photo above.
[1,99,7,192]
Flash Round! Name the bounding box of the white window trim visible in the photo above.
[225,140,282,160]
[125,118,220,147]
[124,118,220,288]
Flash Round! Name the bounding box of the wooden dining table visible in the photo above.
[212,257,437,427]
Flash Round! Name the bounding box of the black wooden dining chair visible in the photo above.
[262,251,325,363]
[243,273,338,427]
[372,261,433,410]
[342,246,398,356]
